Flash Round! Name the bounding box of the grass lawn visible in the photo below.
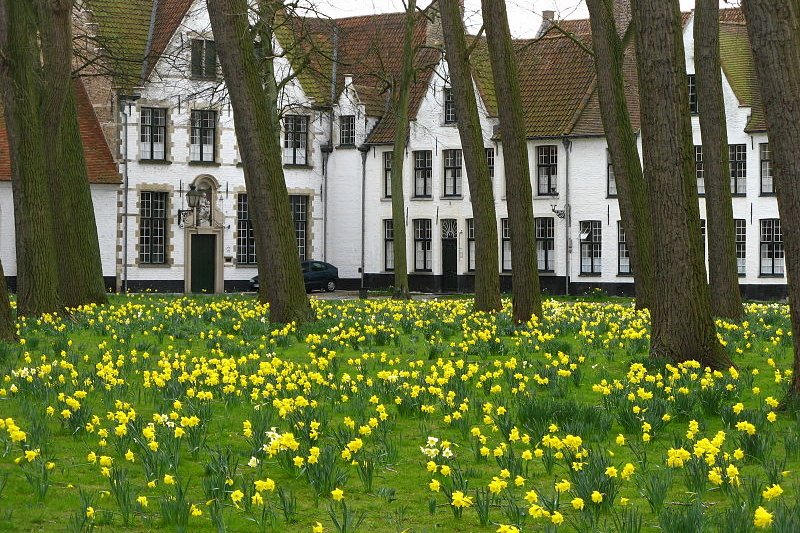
[0,294,798,532]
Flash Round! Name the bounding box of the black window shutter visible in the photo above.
[191,39,203,76]
[205,40,217,77]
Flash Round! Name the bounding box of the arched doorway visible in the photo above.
[184,175,224,294]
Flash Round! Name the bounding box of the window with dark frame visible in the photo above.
[340,115,355,145]
[236,194,256,265]
[384,219,394,271]
[501,218,512,272]
[485,148,495,179]
[695,145,705,196]
[607,149,617,197]
[444,87,456,123]
[579,220,601,274]
[443,149,462,197]
[537,145,558,196]
[700,218,707,257]
[729,144,747,196]
[283,115,309,165]
[190,109,216,162]
[139,191,167,264]
[760,219,784,276]
[535,217,555,272]
[618,221,632,275]
[140,108,167,160]
[760,143,773,195]
[413,219,432,271]
[688,74,698,114]
[190,39,217,78]
[414,150,432,197]
[735,218,746,276]
[383,151,392,198]
[467,218,475,272]
[290,195,308,261]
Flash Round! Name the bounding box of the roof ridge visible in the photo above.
[564,76,598,136]
[140,0,159,84]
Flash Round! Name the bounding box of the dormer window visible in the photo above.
[443,87,456,124]
[340,115,355,146]
[191,39,217,79]
[688,74,698,114]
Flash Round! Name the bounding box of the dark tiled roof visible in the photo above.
[0,80,121,184]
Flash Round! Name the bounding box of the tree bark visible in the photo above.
[586,0,654,310]
[388,0,416,299]
[695,0,743,320]
[0,261,15,342]
[633,0,732,368]
[37,0,108,308]
[207,0,312,324]
[742,0,800,397]
[481,0,542,322]
[440,0,501,312]
[0,0,63,317]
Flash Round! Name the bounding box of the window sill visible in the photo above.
[501,271,512,275]
[137,263,172,268]
[410,196,433,201]
[607,194,618,199]
[235,264,258,268]
[759,192,776,197]
[539,270,555,275]
[381,197,393,202]
[579,273,602,277]
[413,270,433,274]
[139,159,172,165]
[442,122,458,127]
[188,160,220,167]
[617,273,634,278]
[758,274,785,278]
[337,144,357,150]
[441,195,463,200]
[731,194,747,198]
[537,193,559,198]
[284,164,313,170]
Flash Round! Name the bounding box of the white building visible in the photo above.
[0,1,784,300]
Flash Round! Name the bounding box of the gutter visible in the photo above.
[562,136,572,295]
[359,145,369,291]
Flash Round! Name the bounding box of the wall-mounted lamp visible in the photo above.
[551,203,566,219]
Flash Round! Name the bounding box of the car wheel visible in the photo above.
[326,280,336,292]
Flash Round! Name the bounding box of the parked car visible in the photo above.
[249,261,338,293]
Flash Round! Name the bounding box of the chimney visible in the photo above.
[613,0,632,37]
[537,10,555,38]
[426,0,465,48]
[344,74,354,88]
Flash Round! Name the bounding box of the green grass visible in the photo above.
[0,295,798,532]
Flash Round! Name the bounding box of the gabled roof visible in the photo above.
[144,0,196,80]
[0,79,121,185]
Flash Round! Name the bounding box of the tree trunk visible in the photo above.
[586,0,654,311]
[742,0,800,397]
[695,0,743,321]
[633,0,731,368]
[37,0,108,308]
[0,0,62,317]
[481,0,542,322]
[440,0,501,312]
[207,0,312,324]
[388,0,416,300]
[0,261,15,342]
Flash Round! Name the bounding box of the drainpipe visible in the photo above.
[323,25,339,263]
[119,92,140,294]
[562,136,572,295]
[359,145,369,293]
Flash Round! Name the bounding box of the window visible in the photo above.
[140,108,166,160]
[579,220,601,274]
[501,218,512,272]
[618,222,631,275]
[536,217,555,272]
[729,144,747,196]
[607,149,617,197]
[760,219,784,276]
[383,151,392,198]
[190,39,216,78]
[695,145,705,196]
[735,219,746,276]
[290,195,308,261]
[443,149,462,197]
[236,194,256,264]
[537,145,558,196]
[414,150,432,197]
[466,218,475,272]
[190,110,216,162]
[485,148,495,179]
[284,115,308,165]
[139,191,167,264]
[443,87,456,123]
[760,143,773,195]
[700,218,706,256]
[384,219,394,271]
[413,219,432,271]
[340,115,355,145]
[688,74,698,114]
